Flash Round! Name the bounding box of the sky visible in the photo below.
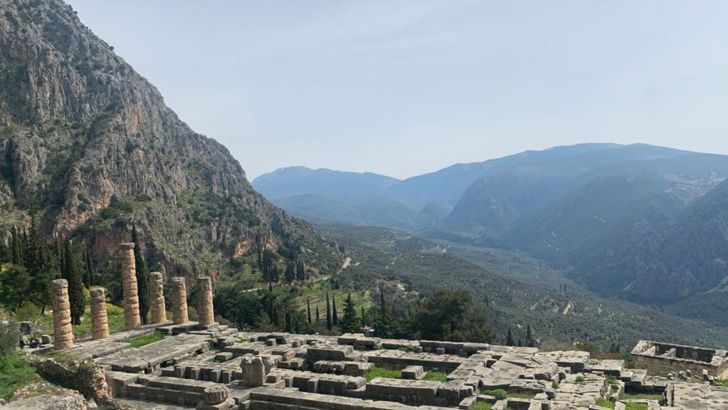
[67,0,728,180]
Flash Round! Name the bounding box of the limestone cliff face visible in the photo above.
[0,0,339,277]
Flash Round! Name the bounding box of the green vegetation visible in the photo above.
[715,379,728,388]
[127,331,165,348]
[423,371,448,382]
[483,389,508,400]
[595,399,615,408]
[364,367,402,381]
[472,402,493,410]
[0,353,36,400]
[624,403,648,410]
[575,375,585,384]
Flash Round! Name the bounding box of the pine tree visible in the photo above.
[332,295,338,326]
[316,304,321,323]
[132,226,150,324]
[62,239,85,325]
[326,292,332,330]
[306,298,312,324]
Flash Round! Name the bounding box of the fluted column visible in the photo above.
[90,287,109,339]
[149,272,166,324]
[197,276,214,327]
[52,279,74,350]
[120,242,141,330]
[171,277,188,325]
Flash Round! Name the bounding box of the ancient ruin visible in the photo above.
[51,279,74,350]
[632,340,728,379]
[149,271,167,324]
[120,242,141,330]
[89,287,110,340]
[197,276,215,327]
[42,245,728,409]
[172,276,189,325]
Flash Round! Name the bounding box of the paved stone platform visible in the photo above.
[69,328,728,409]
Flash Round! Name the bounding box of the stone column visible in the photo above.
[89,287,109,339]
[149,272,166,324]
[197,276,214,327]
[52,279,74,350]
[171,277,188,325]
[120,242,141,330]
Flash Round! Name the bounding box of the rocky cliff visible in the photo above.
[0,0,340,278]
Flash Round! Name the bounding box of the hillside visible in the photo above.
[0,0,340,278]
[318,223,728,350]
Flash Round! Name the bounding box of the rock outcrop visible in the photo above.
[0,0,339,279]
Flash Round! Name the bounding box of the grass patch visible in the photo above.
[575,375,585,384]
[716,379,728,388]
[0,353,37,400]
[364,366,402,381]
[423,370,448,382]
[595,399,615,408]
[127,331,165,348]
[483,389,507,400]
[624,403,648,410]
[472,402,493,410]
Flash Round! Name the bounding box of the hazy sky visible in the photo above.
[67,1,728,180]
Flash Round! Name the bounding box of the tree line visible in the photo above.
[215,283,495,343]
[0,223,156,326]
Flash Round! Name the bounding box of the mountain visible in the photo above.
[0,0,340,278]
[253,166,400,203]
[253,167,423,229]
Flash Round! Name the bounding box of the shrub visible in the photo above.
[0,321,20,354]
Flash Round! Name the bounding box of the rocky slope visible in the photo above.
[0,0,340,279]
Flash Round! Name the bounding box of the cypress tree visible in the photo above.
[526,324,536,347]
[506,328,515,346]
[132,226,149,324]
[326,292,332,330]
[332,295,338,326]
[84,250,94,287]
[316,304,320,323]
[307,298,312,324]
[62,239,85,325]
[339,293,359,333]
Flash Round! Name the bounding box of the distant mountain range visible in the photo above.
[253,143,728,322]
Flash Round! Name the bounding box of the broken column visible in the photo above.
[149,272,166,324]
[197,276,214,327]
[89,287,109,339]
[171,277,188,325]
[52,279,74,350]
[120,242,141,330]
[240,354,266,386]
